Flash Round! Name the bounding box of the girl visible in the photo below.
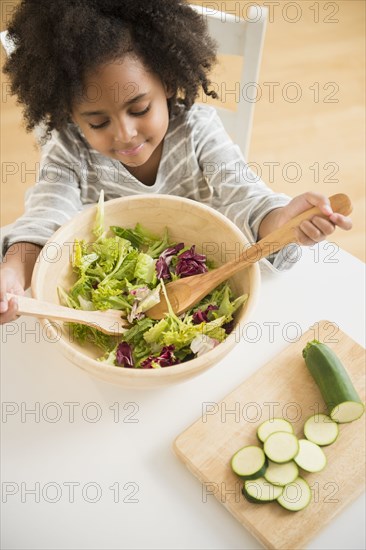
[0,0,351,324]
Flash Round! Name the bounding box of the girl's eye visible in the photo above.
[89,121,109,130]
[130,105,151,117]
[87,104,150,129]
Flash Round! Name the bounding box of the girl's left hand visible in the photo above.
[279,192,352,246]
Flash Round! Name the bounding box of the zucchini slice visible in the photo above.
[231,445,267,480]
[257,418,294,443]
[243,477,283,503]
[302,340,365,423]
[263,431,299,463]
[294,439,326,472]
[264,460,299,486]
[304,413,339,446]
[277,477,312,511]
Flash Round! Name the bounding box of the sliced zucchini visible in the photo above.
[264,460,299,486]
[263,431,299,463]
[257,418,294,443]
[231,445,267,480]
[294,439,326,472]
[304,413,339,446]
[242,477,283,503]
[277,477,312,511]
[302,340,365,423]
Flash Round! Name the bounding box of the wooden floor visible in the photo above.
[1,0,365,261]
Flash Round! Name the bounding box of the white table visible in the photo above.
[1,242,365,550]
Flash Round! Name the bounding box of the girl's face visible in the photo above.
[72,55,172,174]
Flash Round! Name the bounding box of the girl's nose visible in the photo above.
[113,117,138,144]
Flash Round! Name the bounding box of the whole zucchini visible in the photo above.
[302,340,365,423]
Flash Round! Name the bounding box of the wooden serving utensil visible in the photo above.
[147,193,352,320]
[7,293,129,335]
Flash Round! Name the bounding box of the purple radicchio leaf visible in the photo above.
[116,342,134,368]
[140,345,180,369]
[175,245,208,278]
[156,243,185,280]
[130,286,149,300]
[223,320,235,334]
[192,304,219,324]
[190,334,219,357]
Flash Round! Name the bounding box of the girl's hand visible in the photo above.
[276,192,352,246]
[0,266,25,324]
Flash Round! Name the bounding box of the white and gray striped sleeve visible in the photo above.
[2,128,83,257]
[191,106,299,271]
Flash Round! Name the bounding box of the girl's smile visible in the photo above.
[72,55,172,183]
[113,141,146,157]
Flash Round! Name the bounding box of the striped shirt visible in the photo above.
[2,104,296,270]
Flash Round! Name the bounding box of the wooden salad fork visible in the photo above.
[6,293,129,335]
[146,193,352,320]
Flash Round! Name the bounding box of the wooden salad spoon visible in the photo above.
[146,193,352,320]
[6,293,129,335]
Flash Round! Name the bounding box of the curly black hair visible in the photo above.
[3,0,218,138]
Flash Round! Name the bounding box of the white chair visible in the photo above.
[190,3,268,159]
[1,3,268,159]
[0,30,15,55]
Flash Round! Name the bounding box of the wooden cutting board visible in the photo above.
[173,320,365,550]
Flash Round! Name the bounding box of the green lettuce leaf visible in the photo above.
[113,249,139,280]
[93,190,106,240]
[134,252,156,284]
[68,322,115,352]
[91,283,132,311]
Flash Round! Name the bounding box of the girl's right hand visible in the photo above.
[0,266,25,324]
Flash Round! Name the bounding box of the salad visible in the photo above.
[59,193,248,368]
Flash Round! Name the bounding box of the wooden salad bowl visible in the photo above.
[31,194,260,388]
